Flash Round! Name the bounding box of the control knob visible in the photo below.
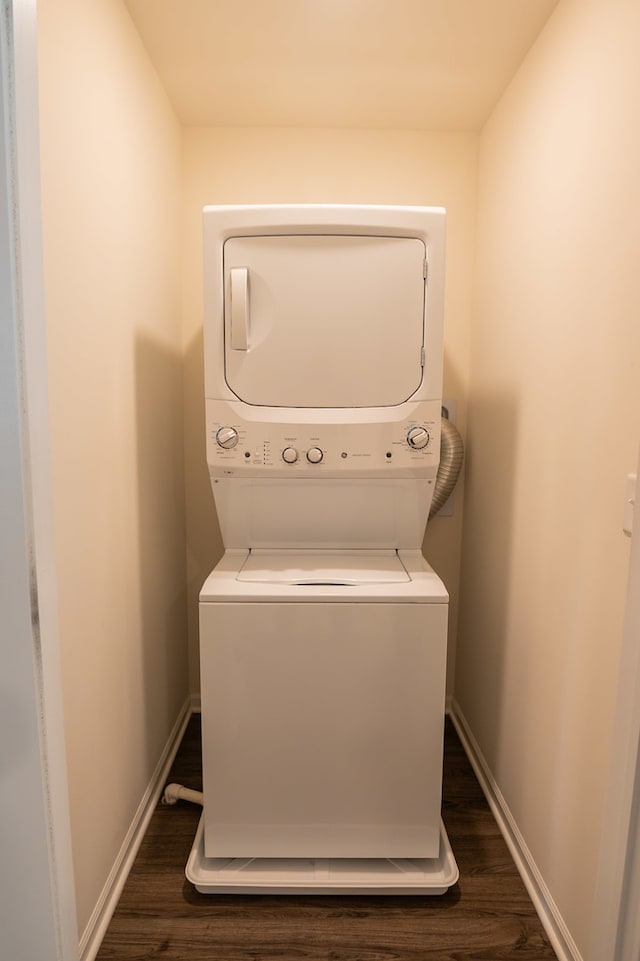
[407,426,430,450]
[216,426,239,449]
[306,447,324,464]
[282,447,299,464]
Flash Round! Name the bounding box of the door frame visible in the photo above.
[1,1,77,958]
[590,459,640,961]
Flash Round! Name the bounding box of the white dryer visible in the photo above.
[189,205,458,894]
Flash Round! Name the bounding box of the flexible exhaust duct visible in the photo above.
[430,415,464,517]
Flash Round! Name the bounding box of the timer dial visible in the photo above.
[407,426,430,450]
[306,447,324,464]
[216,426,239,449]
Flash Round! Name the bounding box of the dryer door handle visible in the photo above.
[230,267,249,350]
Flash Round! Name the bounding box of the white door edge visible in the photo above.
[590,453,640,961]
[1,2,78,958]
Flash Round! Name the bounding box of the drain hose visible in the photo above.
[429,416,464,518]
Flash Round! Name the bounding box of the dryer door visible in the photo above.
[223,234,426,408]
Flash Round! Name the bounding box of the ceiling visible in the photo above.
[123,0,560,130]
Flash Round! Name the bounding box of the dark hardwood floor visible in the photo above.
[96,716,558,960]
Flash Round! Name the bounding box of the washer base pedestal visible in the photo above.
[186,814,458,895]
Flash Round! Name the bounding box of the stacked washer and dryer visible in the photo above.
[186,204,459,894]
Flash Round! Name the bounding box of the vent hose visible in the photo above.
[430,415,464,517]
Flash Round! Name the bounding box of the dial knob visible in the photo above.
[407,426,430,450]
[216,426,239,449]
[282,447,299,464]
[307,447,324,464]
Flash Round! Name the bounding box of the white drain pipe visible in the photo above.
[162,783,204,806]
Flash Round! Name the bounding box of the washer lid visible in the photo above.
[237,550,411,585]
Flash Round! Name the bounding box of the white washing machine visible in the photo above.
[188,204,458,894]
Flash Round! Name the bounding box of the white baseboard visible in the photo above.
[190,691,201,713]
[79,695,192,961]
[449,700,583,961]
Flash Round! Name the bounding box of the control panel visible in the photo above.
[206,400,441,479]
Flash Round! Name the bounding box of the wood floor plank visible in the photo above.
[95,717,558,960]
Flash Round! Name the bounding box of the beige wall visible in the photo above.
[37,0,187,937]
[181,126,478,693]
[456,0,640,955]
